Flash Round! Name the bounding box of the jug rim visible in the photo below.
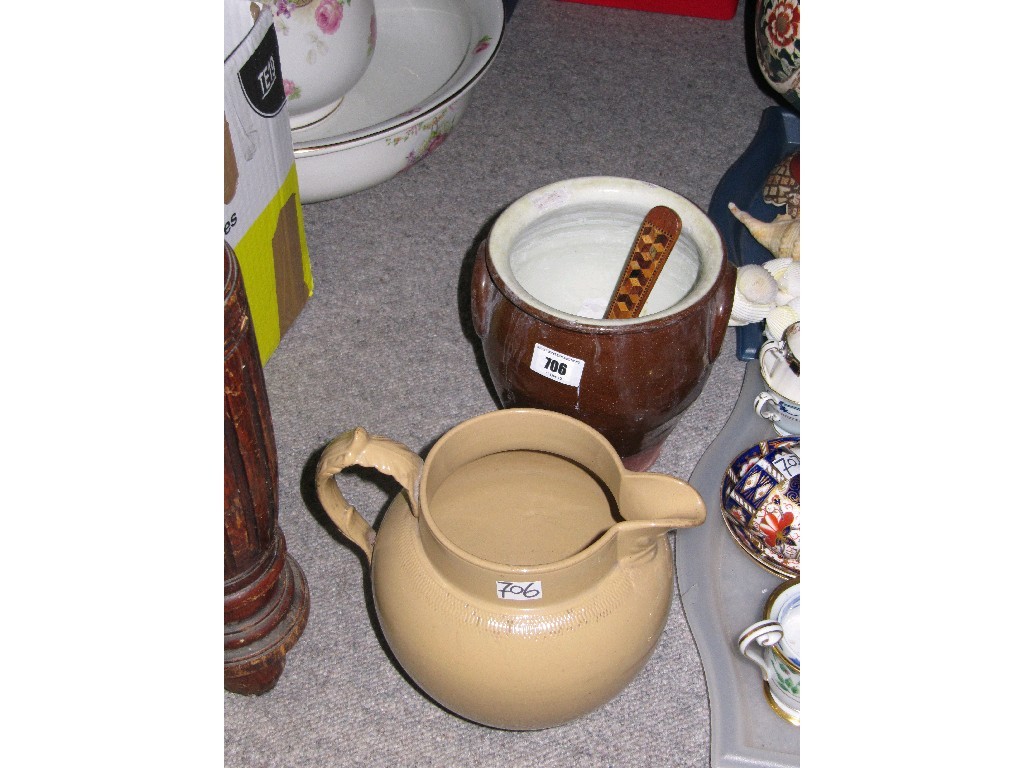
[486,176,726,328]
[417,408,657,575]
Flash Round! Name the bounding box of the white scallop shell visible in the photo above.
[762,257,795,281]
[765,303,800,340]
[736,264,778,304]
[729,292,774,326]
[777,260,800,298]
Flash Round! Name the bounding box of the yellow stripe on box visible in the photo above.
[232,164,313,365]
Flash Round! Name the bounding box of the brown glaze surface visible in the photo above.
[472,240,736,470]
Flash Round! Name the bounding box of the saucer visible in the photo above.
[763,681,800,726]
[291,0,504,202]
[720,436,800,578]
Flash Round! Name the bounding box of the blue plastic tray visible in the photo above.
[708,107,800,360]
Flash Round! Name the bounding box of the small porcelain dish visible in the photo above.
[291,0,504,202]
[721,436,799,578]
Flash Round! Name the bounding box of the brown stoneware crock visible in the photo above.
[472,177,736,470]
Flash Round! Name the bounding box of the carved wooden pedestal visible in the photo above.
[224,243,310,695]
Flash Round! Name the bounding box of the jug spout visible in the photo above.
[614,473,706,561]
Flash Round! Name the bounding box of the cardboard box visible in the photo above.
[224,3,313,364]
[557,0,739,20]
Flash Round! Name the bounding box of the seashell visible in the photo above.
[776,260,800,299]
[728,202,800,261]
[765,303,800,340]
[787,296,801,314]
[762,151,800,219]
[736,264,778,304]
[729,292,774,326]
[761,257,794,280]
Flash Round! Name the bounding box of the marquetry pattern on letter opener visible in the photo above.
[604,205,683,320]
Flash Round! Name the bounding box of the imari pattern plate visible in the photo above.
[721,436,800,578]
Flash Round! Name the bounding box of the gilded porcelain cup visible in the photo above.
[738,577,800,725]
[315,408,707,730]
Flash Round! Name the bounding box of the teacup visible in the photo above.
[471,176,735,471]
[266,0,377,130]
[754,321,799,436]
[738,577,800,725]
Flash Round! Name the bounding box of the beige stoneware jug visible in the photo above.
[315,408,706,730]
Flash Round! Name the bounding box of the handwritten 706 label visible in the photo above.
[496,581,543,600]
[529,343,584,387]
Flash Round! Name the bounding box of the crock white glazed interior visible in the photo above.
[488,177,725,324]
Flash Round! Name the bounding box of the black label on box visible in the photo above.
[236,25,286,118]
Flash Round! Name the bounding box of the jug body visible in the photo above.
[471,177,735,471]
[315,408,707,730]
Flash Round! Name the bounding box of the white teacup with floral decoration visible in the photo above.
[738,578,800,725]
[267,0,377,130]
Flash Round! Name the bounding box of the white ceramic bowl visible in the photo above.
[271,0,378,131]
[291,0,504,203]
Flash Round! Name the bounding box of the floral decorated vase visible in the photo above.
[269,0,377,129]
[754,0,800,111]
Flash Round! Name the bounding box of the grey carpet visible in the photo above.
[225,1,777,765]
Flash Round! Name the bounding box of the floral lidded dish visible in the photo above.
[721,436,799,578]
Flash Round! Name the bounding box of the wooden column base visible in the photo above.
[224,550,310,695]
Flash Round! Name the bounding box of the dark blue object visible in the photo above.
[708,107,800,360]
[503,0,519,21]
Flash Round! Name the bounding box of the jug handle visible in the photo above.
[315,427,424,564]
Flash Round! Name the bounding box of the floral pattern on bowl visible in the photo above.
[272,0,377,129]
[386,105,457,171]
[291,1,505,202]
[721,436,799,578]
